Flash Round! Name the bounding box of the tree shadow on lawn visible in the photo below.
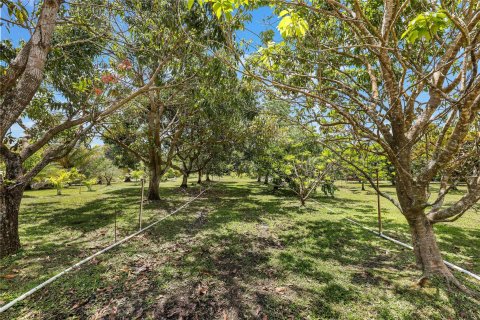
[146,184,297,245]
[348,210,480,275]
[279,218,479,319]
[4,180,479,319]
[20,183,202,237]
[137,181,480,319]
[71,182,341,318]
[107,191,477,319]
[1,185,207,303]
[138,184,389,318]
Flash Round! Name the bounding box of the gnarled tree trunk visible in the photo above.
[395,175,459,286]
[0,183,24,258]
[407,212,453,280]
[148,168,161,200]
[180,173,188,188]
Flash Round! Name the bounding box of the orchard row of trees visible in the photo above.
[1,0,480,291]
[0,0,252,256]
[185,0,480,289]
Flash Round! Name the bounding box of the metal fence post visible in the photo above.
[139,178,144,230]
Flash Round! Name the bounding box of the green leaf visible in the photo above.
[213,2,222,18]
[402,10,451,43]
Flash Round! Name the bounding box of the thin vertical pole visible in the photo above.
[139,178,144,230]
[114,209,118,243]
[376,127,382,235]
[376,168,382,235]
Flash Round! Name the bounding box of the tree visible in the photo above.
[131,170,145,182]
[98,158,122,186]
[281,147,336,206]
[248,102,336,205]
[191,0,480,288]
[82,178,97,192]
[102,0,229,200]
[48,167,84,196]
[0,0,164,257]
[69,146,122,185]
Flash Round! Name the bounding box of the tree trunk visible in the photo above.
[180,174,188,188]
[257,175,261,182]
[206,172,211,182]
[106,177,112,186]
[124,175,131,182]
[57,188,62,196]
[361,181,365,191]
[197,171,202,184]
[300,197,306,206]
[148,170,161,201]
[0,185,23,258]
[264,174,269,184]
[406,212,456,282]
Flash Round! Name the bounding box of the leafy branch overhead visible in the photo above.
[187,0,308,38]
[401,10,451,43]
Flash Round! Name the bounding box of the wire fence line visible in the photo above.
[0,187,209,314]
[276,181,480,282]
[306,195,480,283]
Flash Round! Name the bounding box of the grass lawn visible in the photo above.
[0,177,479,319]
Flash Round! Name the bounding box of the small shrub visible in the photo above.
[82,179,97,191]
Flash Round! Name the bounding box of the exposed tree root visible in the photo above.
[418,270,479,298]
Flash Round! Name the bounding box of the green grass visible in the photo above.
[1,177,479,319]
[326,181,480,274]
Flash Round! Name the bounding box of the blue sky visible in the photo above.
[0,1,34,45]
[236,6,281,51]
[2,3,278,48]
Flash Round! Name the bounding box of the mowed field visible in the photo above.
[0,177,479,319]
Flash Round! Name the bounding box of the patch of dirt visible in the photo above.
[152,281,233,319]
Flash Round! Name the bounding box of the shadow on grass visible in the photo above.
[2,179,479,320]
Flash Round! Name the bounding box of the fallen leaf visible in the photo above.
[1,274,17,279]
[275,287,287,294]
[134,265,148,274]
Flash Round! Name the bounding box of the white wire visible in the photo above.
[310,196,480,282]
[282,184,480,282]
[0,188,209,314]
